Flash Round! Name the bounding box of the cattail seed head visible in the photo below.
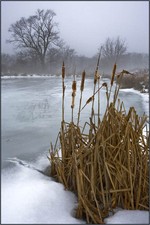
[62,61,65,79]
[72,81,76,92]
[111,63,117,86]
[86,96,94,105]
[94,70,99,84]
[71,80,76,109]
[81,70,85,91]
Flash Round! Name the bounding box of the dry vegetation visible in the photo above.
[116,69,149,92]
[48,57,149,224]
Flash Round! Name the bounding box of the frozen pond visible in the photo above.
[1,76,149,224]
[1,76,148,163]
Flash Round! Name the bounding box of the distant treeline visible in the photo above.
[1,52,149,76]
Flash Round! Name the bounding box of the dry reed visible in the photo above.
[77,70,86,126]
[49,58,149,224]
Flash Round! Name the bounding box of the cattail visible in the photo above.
[80,96,94,112]
[81,70,85,91]
[86,96,94,104]
[62,61,65,79]
[94,70,100,85]
[77,70,86,126]
[71,80,76,109]
[62,61,65,123]
[111,63,117,86]
[72,80,76,92]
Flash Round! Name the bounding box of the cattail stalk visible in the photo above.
[91,51,100,124]
[107,63,117,107]
[62,61,65,123]
[111,63,117,86]
[61,61,65,160]
[91,47,102,125]
[113,70,131,104]
[81,96,94,112]
[77,70,86,126]
[80,84,104,112]
[97,72,100,126]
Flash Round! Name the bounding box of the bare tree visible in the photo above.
[7,9,61,69]
[101,36,127,62]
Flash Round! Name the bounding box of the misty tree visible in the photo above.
[62,45,76,74]
[47,45,75,62]
[101,37,127,62]
[15,50,41,73]
[7,9,61,70]
[1,53,16,74]
[46,45,76,74]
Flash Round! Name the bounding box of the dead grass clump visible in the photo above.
[48,61,149,224]
[116,71,149,92]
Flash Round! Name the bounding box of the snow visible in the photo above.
[2,159,149,224]
[120,88,149,116]
[1,159,85,224]
[104,209,149,224]
[1,74,58,79]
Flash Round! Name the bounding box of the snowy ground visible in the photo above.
[104,209,149,224]
[1,76,149,224]
[2,156,85,224]
[2,157,149,224]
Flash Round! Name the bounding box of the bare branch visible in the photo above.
[101,36,127,62]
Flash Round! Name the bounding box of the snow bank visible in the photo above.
[1,162,85,224]
[120,88,149,115]
[2,160,149,224]
[1,74,58,79]
[104,209,149,224]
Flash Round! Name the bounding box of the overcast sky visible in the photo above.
[1,1,149,57]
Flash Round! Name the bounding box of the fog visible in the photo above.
[1,1,149,57]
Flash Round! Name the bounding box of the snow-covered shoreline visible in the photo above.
[104,209,149,224]
[120,88,149,116]
[1,74,58,79]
